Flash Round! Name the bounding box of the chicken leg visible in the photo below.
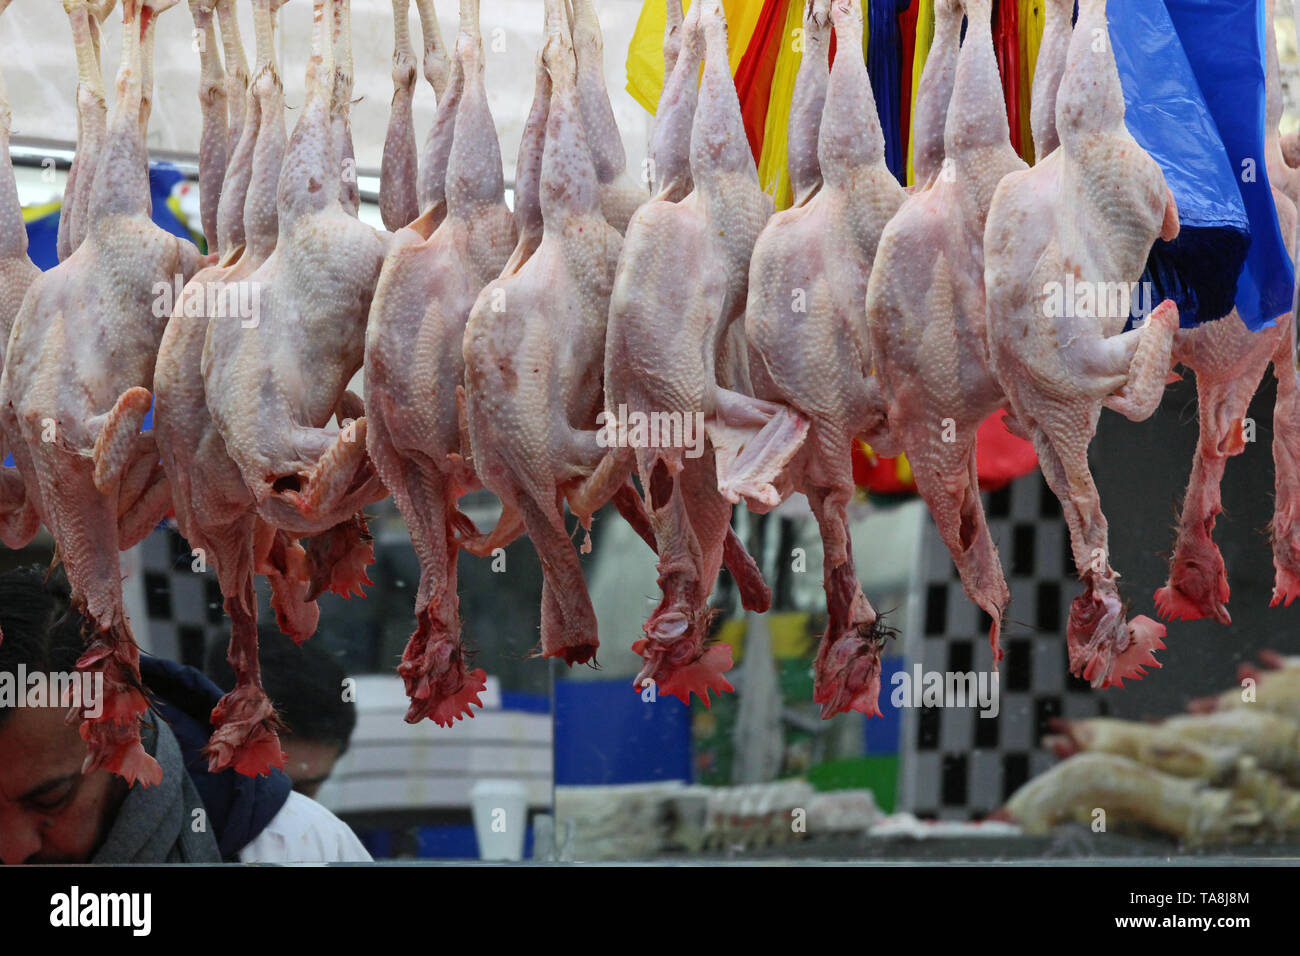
[378,0,419,230]
[568,0,646,234]
[1028,0,1073,160]
[56,0,111,262]
[330,0,360,216]
[188,0,225,246]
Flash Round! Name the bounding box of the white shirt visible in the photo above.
[237,791,374,863]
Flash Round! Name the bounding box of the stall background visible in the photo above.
[1,0,1298,858]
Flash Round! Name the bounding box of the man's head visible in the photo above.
[206,627,355,798]
[0,567,126,864]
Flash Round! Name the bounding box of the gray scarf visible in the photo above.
[91,711,222,863]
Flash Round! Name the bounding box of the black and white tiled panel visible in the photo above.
[900,473,1105,821]
[136,528,228,671]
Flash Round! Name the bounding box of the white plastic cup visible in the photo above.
[469,780,529,861]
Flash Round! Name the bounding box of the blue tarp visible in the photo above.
[1165,0,1294,329]
[1110,0,1293,329]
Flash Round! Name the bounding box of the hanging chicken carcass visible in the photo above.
[462,0,650,669]
[745,0,906,718]
[1156,0,1300,623]
[202,0,387,542]
[605,0,792,704]
[983,0,1180,689]
[0,0,41,551]
[0,0,208,784]
[865,0,1026,668]
[365,0,519,725]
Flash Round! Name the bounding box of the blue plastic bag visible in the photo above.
[1109,0,1293,329]
[1164,0,1294,329]
[1109,0,1250,326]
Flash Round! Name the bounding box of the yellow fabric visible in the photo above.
[756,0,806,209]
[895,451,914,487]
[1018,0,1047,163]
[625,0,763,115]
[862,0,870,63]
[21,200,61,224]
[715,612,815,662]
[905,0,934,187]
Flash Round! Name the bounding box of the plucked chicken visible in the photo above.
[463,0,639,669]
[0,0,207,785]
[747,0,905,717]
[202,0,387,540]
[605,0,784,704]
[984,0,1180,689]
[867,0,1018,669]
[0,0,42,551]
[365,0,517,725]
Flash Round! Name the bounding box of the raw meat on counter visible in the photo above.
[999,652,1300,845]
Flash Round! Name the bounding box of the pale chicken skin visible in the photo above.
[377,0,448,231]
[0,0,206,785]
[56,0,113,263]
[203,0,388,539]
[366,0,517,726]
[606,0,781,705]
[868,0,1019,669]
[569,0,645,234]
[155,0,338,776]
[984,0,1180,689]
[748,0,905,718]
[463,0,627,667]
[0,0,42,550]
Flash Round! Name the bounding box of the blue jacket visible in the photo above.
[140,657,292,862]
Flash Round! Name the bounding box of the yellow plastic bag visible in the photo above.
[625,0,764,114]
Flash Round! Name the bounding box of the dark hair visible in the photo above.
[204,626,356,753]
[0,566,87,728]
